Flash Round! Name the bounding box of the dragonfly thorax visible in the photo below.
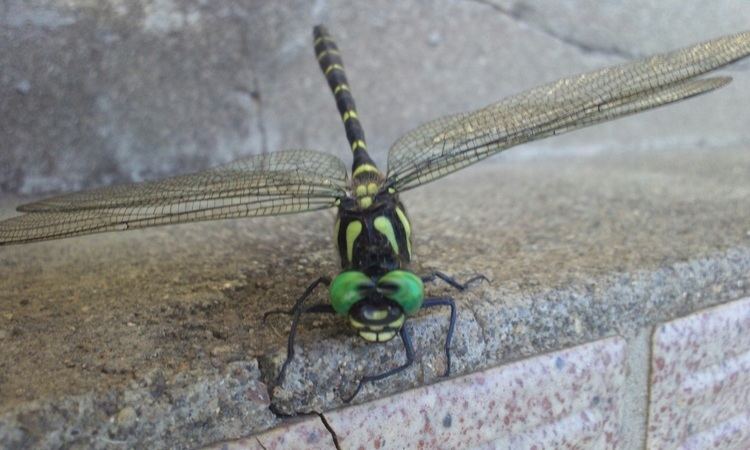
[334,192,412,277]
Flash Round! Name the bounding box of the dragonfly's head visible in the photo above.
[329,270,424,342]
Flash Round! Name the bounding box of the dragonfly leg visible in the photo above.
[268,277,332,385]
[276,302,336,386]
[421,271,489,291]
[422,296,456,377]
[344,326,415,403]
[263,276,331,322]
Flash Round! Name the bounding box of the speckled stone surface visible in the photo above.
[1,147,750,447]
[648,296,750,449]
[204,415,334,450]
[0,361,275,449]
[324,337,626,449]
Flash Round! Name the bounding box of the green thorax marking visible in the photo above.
[345,220,362,264]
[373,216,399,255]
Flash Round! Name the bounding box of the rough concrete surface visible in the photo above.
[1,1,749,194]
[1,145,750,448]
[2,1,750,448]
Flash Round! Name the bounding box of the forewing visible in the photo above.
[0,149,348,245]
[387,31,750,190]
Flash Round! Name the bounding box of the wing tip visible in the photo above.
[693,75,733,93]
[712,75,733,86]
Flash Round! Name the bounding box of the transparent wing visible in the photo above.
[0,149,349,245]
[387,31,750,190]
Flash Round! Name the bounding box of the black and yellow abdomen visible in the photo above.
[314,25,383,209]
[313,26,376,173]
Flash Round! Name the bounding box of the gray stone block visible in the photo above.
[1,146,749,447]
[2,0,749,194]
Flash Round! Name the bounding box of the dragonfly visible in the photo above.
[2,26,749,402]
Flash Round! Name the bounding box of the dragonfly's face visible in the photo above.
[329,270,424,342]
[348,299,404,342]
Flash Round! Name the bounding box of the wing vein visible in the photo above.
[387,31,750,190]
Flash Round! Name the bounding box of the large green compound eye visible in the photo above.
[330,271,373,315]
[377,270,424,315]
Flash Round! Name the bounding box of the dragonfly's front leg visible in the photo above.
[421,296,457,376]
[344,326,415,403]
[263,276,333,385]
[421,271,489,291]
[263,276,331,320]
[343,295,458,402]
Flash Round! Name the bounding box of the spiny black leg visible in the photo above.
[276,302,336,385]
[263,276,331,322]
[421,271,489,292]
[422,297,456,377]
[263,277,331,385]
[344,326,415,403]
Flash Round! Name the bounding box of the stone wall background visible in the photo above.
[2,0,749,195]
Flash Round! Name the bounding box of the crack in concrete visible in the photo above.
[467,0,636,60]
[234,15,269,155]
[318,412,342,450]
[251,75,269,154]
[462,296,490,353]
[268,400,294,418]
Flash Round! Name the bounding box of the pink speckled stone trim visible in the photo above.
[204,415,334,450]
[325,337,626,449]
[648,296,750,449]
